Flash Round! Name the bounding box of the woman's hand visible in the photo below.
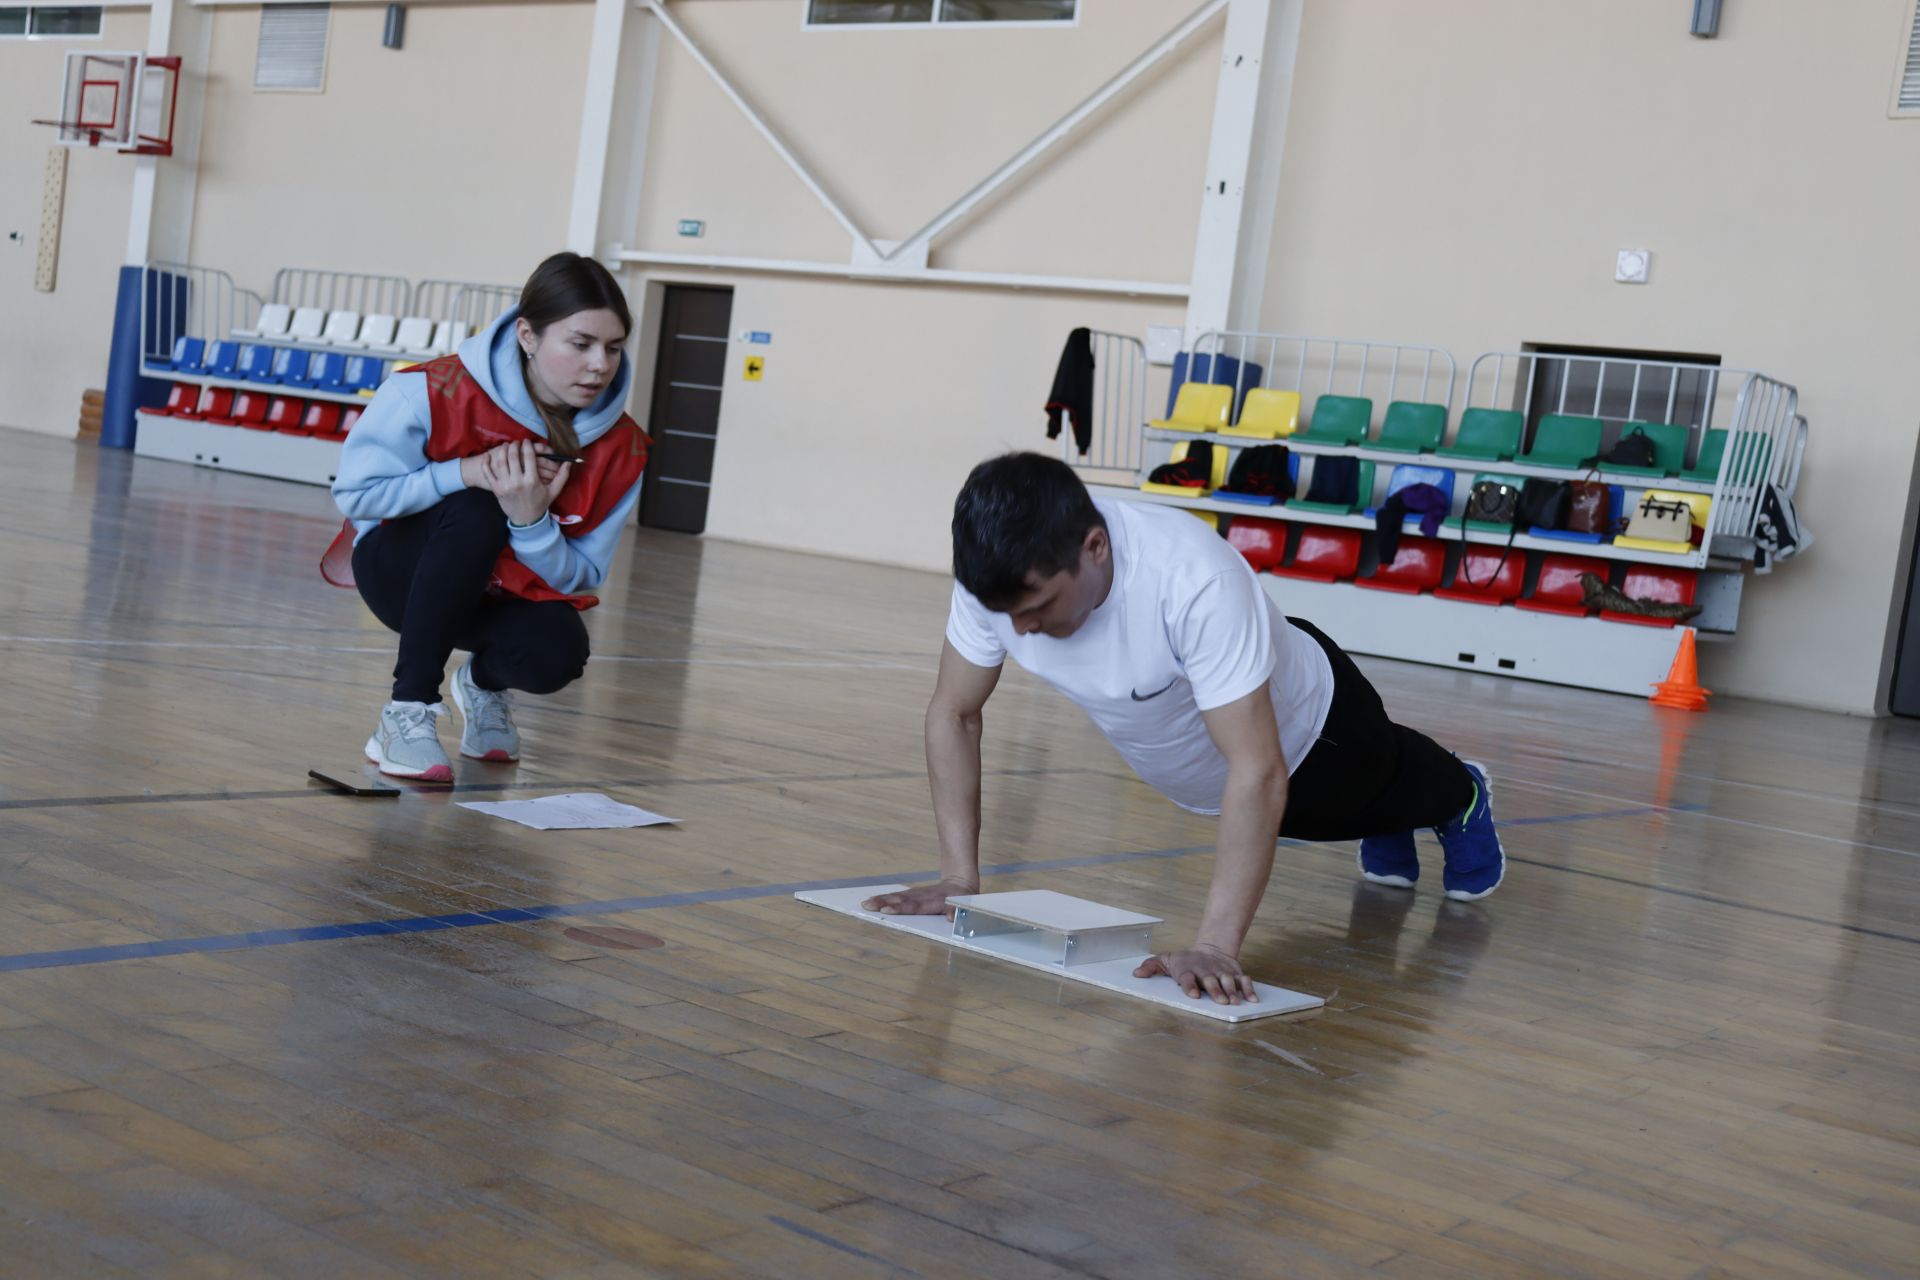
[484,440,572,526]
[459,453,494,491]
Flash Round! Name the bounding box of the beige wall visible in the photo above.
[1260,0,1920,714]
[631,270,1182,572]
[628,0,1214,572]
[188,1,591,292]
[0,8,149,437]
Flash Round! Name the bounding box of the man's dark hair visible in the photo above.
[952,452,1106,610]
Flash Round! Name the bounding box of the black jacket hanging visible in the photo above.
[1044,327,1096,456]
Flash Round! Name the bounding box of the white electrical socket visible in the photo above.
[1615,248,1650,284]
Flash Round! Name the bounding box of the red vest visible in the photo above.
[321,355,650,609]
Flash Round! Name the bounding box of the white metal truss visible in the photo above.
[617,0,1232,297]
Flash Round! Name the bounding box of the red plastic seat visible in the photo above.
[1357,536,1444,594]
[303,402,344,440]
[338,405,364,435]
[266,397,308,434]
[1226,517,1289,573]
[182,387,233,422]
[155,381,201,418]
[1434,547,1524,605]
[1271,527,1361,583]
[1516,553,1609,617]
[213,390,270,429]
[1601,565,1698,628]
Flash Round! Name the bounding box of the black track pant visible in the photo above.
[352,488,589,704]
[1278,618,1475,840]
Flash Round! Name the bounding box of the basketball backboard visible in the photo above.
[35,50,179,155]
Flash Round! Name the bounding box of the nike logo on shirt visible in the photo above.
[1131,678,1179,701]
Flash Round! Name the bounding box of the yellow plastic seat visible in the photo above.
[1139,440,1230,497]
[1221,387,1300,439]
[1187,511,1219,530]
[1147,382,1233,433]
[1613,488,1711,554]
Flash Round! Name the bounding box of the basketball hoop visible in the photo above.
[32,52,179,156]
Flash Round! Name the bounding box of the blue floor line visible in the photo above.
[0,802,1710,974]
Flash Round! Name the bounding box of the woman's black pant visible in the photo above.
[352,488,589,704]
[1279,618,1475,840]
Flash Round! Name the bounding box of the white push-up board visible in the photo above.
[795,884,1324,1024]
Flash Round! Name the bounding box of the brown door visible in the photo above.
[640,285,733,533]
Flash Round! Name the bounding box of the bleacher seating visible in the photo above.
[1270,527,1361,583]
[1222,388,1298,439]
[1295,394,1371,446]
[1437,408,1522,461]
[1603,421,1689,477]
[1434,547,1524,605]
[1522,414,1604,469]
[1225,516,1288,572]
[381,316,437,358]
[1289,458,1374,516]
[320,311,362,345]
[151,336,204,372]
[264,397,306,434]
[1601,566,1698,628]
[347,315,398,350]
[1373,401,1447,453]
[1516,553,1609,617]
[1356,536,1445,594]
[288,308,326,342]
[1148,383,1234,434]
[235,303,292,341]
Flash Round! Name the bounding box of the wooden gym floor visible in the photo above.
[0,427,1916,1279]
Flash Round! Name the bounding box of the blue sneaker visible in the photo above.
[1435,760,1504,901]
[1357,830,1419,888]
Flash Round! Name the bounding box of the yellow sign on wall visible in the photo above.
[743,356,765,381]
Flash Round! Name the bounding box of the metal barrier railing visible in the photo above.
[1191,330,1457,423]
[140,261,256,365]
[1464,349,1730,435]
[268,267,411,318]
[1704,373,1800,547]
[1061,329,1148,479]
[415,278,519,328]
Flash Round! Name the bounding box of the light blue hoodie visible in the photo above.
[331,307,641,597]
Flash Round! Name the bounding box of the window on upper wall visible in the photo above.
[805,0,1076,28]
[0,6,104,38]
[1893,0,1920,117]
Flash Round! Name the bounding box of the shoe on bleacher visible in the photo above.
[1357,830,1419,888]
[451,658,520,762]
[1435,760,1504,901]
[365,700,453,782]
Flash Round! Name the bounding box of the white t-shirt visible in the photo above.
[945,495,1336,815]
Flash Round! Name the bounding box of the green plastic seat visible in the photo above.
[1601,421,1689,477]
[1521,414,1604,469]
[1462,472,1525,533]
[1681,430,1772,484]
[1296,394,1372,445]
[1288,458,1375,515]
[1373,401,1447,454]
[1436,408,1522,461]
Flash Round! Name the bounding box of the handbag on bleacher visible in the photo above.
[1624,493,1695,542]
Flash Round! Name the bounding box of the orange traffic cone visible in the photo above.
[1650,627,1710,711]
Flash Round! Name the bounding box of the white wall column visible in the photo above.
[1184,0,1302,347]
[124,0,212,265]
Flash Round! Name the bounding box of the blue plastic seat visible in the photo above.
[307,351,349,391]
[151,335,204,373]
[238,344,279,384]
[1365,464,1456,523]
[344,355,386,394]
[272,346,310,386]
[202,340,242,379]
